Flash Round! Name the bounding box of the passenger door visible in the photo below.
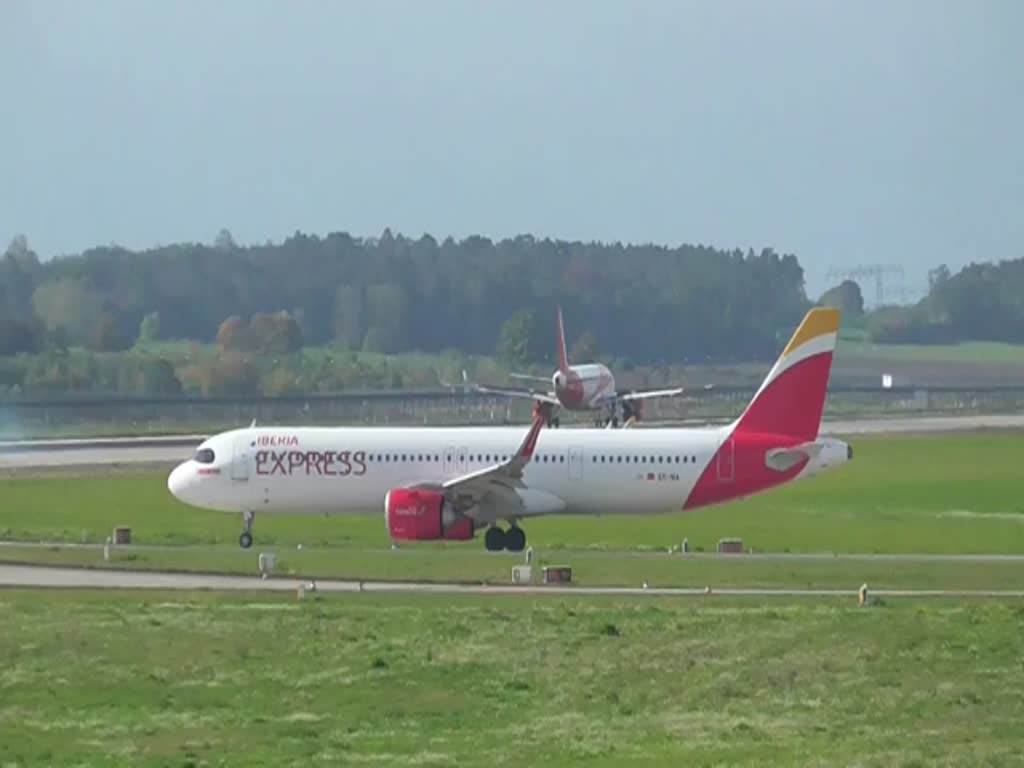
[717,437,735,483]
[568,445,584,481]
[231,435,251,482]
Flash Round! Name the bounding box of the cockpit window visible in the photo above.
[194,448,216,464]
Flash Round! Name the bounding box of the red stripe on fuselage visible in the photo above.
[682,352,833,511]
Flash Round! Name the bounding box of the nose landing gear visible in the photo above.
[239,510,254,549]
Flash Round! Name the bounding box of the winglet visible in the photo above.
[556,306,569,373]
[519,403,551,458]
[506,404,551,477]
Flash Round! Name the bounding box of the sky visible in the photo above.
[1,0,1021,299]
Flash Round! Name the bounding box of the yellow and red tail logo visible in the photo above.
[734,307,840,442]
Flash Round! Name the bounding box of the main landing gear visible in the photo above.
[239,510,254,549]
[533,401,559,428]
[596,402,619,428]
[484,524,527,553]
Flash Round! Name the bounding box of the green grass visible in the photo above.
[0,589,1021,767]
[838,338,1024,366]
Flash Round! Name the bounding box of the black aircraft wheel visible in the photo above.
[505,526,527,553]
[239,531,254,549]
[484,526,506,552]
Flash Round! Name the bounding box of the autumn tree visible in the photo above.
[216,315,247,351]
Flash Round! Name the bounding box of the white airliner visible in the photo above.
[473,307,689,426]
[168,308,851,552]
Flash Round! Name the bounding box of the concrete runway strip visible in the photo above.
[3,539,1024,564]
[3,414,1024,469]
[1,564,1022,599]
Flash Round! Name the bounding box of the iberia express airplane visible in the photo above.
[167,308,851,552]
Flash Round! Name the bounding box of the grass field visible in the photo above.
[837,338,1024,366]
[0,589,1021,767]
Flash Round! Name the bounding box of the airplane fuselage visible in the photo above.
[555,363,616,410]
[168,424,850,518]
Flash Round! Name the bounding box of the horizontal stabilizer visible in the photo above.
[765,442,823,473]
[509,372,552,384]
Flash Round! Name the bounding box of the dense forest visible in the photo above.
[0,230,1020,397]
[0,230,809,362]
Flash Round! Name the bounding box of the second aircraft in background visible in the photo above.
[471,307,695,427]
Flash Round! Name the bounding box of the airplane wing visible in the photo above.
[619,387,686,401]
[765,441,824,473]
[620,382,714,402]
[472,383,561,406]
[414,410,555,523]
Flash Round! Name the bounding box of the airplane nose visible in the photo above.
[167,463,188,500]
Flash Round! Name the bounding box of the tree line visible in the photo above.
[1,229,1022,398]
[0,230,810,364]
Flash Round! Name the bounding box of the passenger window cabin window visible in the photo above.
[194,448,215,464]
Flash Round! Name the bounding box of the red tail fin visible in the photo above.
[682,308,841,511]
[556,306,569,373]
[733,308,841,442]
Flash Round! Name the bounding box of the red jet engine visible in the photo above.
[385,488,475,541]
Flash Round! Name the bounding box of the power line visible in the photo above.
[824,264,911,308]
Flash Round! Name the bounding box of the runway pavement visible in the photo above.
[1,564,1022,598]
[3,539,1024,563]
[2,414,1023,469]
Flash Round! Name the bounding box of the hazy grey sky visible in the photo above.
[2,0,1021,297]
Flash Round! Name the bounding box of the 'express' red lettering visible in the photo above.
[255,448,368,477]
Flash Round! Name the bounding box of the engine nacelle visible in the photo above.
[385,488,475,541]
